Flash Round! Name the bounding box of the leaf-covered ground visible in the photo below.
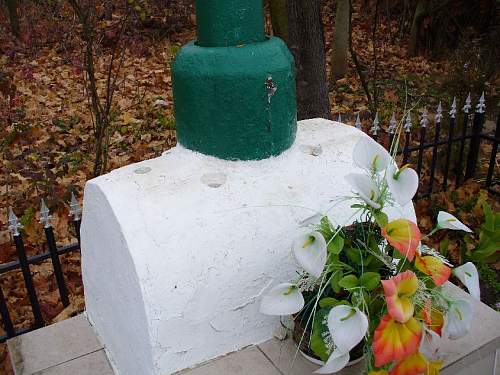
[0,1,498,373]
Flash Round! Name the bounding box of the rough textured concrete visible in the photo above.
[173,37,297,160]
[195,0,265,47]
[81,119,416,375]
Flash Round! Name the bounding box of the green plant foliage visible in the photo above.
[360,272,381,291]
[470,200,500,263]
[338,274,359,290]
[328,235,344,255]
[310,307,333,362]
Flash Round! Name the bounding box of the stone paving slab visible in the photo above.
[8,314,104,375]
[176,346,281,375]
[7,283,500,375]
[33,350,114,375]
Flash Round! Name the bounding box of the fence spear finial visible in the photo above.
[462,93,472,113]
[354,113,362,130]
[8,207,23,236]
[370,112,380,136]
[69,192,82,221]
[420,108,429,128]
[337,113,342,123]
[388,112,397,134]
[39,199,52,228]
[476,92,486,114]
[435,102,443,123]
[404,111,412,133]
[450,97,457,118]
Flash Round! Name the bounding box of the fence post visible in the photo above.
[8,208,45,329]
[40,199,70,307]
[429,102,443,194]
[0,284,15,337]
[416,108,428,177]
[485,112,500,189]
[370,111,380,142]
[465,93,486,180]
[443,98,457,190]
[69,192,82,245]
[455,93,472,188]
[402,112,412,165]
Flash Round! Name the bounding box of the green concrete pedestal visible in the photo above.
[172,0,297,160]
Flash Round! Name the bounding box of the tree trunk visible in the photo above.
[331,0,350,81]
[408,0,429,56]
[269,0,289,43]
[287,0,331,120]
[6,0,20,38]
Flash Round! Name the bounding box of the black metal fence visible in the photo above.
[0,92,498,343]
[350,92,499,199]
[0,194,81,343]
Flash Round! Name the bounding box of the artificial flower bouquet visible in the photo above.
[260,137,480,374]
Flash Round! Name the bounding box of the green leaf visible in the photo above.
[310,308,333,361]
[330,269,344,293]
[328,235,345,255]
[360,272,381,291]
[373,210,388,227]
[346,247,363,265]
[351,204,365,209]
[319,297,338,308]
[338,274,359,290]
[481,199,495,232]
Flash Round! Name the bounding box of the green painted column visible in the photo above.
[172,0,297,160]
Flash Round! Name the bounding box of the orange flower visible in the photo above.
[372,314,422,367]
[381,219,420,261]
[369,371,389,375]
[415,255,451,286]
[382,271,418,323]
[419,299,444,336]
[389,352,427,375]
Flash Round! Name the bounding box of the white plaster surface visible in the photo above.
[81,119,416,375]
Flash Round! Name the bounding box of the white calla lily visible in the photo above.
[327,305,368,353]
[314,351,350,374]
[292,232,327,278]
[437,211,472,233]
[345,173,381,209]
[420,328,443,361]
[387,164,419,205]
[259,283,304,316]
[453,262,480,300]
[353,137,391,173]
[443,299,473,340]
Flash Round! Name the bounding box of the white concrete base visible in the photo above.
[81,119,415,375]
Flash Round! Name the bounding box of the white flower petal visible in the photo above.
[453,262,480,300]
[260,283,304,316]
[437,211,472,232]
[327,305,368,353]
[314,351,350,374]
[353,137,391,173]
[420,328,443,361]
[443,299,473,340]
[345,173,381,209]
[292,232,327,278]
[387,164,419,205]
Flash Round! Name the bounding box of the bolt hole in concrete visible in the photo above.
[201,172,227,188]
[134,166,152,174]
[299,144,323,156]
